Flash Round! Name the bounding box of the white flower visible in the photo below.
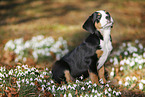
[138,43,143,49]
[30,78,33,81]
[45,68,49,71]
[0,73,4,78]
[97,93,102,97]
[22,79,25,83]
[113,57,118,65]
[124,82,129,86]
[24,41,31,48]
[139,65,142,69]
[92,89,95,93]
[135,40,139,44]
[122,43,126,47]
[139,82,143,90]
[9,69,13,75]
[14,38,23,45]
[110,71,114,77]
[120,66,124,71]
[132,76,137,81]
[118,81,122,85]
[105,89,108,94]
[38,79,42,82]
[108,88,112,92]
[124,51,128,56]
[47,82,50,86]
[127,43,131,47]
[125,76,131,81]
[126,59,130,64]
[81,87,85,90]
[80,75,83,80]
[141,79,145,84]
[116,91,121,96]
[67,85,71,89]
[99,78,104,84]
[64,94,67,97]
[41,87,45,92]
[43,80,46,83]
[110,58,113,63]
[108,93,111,97]
[40,74,44,78]
[4,40,15,50]
[30,82,35,86]
[84,94,89,97]
[120,60,125,65]
[113,90,116,94]
[143,53,145,58]
[73,84,77,88]
[50,80,54,84]
[32,51,38,60]
[23,57,27,62]
[68,93,72,97]
[93,83,97,87]
[76,80,80,83]
[130,61,135,67]
[46,87,51,91]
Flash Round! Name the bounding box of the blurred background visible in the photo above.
[0,0,145,66]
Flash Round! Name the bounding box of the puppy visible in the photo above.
[52,10,114,84]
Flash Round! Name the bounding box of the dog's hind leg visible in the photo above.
[52,60,71,84]
[64,70,73,83]
[89,71,99,84]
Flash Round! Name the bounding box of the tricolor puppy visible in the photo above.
[52,10,114,84]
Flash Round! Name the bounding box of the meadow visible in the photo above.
[0,0,145,96]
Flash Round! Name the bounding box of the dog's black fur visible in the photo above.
[52,11,108,84]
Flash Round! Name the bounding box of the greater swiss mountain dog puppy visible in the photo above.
[52,10,114,84]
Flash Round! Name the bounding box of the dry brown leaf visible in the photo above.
[8,93,12,97]
[8,87,16,92]
[11,91,18,95]
[2,50,15,64]
[44,75,50,79]
[115,67,119,76]
[4,90,10,93]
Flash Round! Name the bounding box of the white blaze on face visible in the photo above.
[96,10,114,28]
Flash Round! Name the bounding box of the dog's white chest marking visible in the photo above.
[97,28,113,70]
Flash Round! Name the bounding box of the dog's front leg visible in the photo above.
[89,63,100,85]
[97,48,111,84]
[98,66,106,84]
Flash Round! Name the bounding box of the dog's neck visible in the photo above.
[99,27,111,41]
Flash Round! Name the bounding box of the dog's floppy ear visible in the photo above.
[82,14,96,34]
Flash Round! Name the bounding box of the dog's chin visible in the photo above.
[102,23,113,29]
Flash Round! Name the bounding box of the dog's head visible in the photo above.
[83,10,114,38]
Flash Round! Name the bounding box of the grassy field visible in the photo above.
[0,0,145,96]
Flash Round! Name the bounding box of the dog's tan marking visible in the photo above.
[96,50,103,58]
[64,70,72,83]
[98,66,106,84]
[89,72,99,84]
[95,22,102,31]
